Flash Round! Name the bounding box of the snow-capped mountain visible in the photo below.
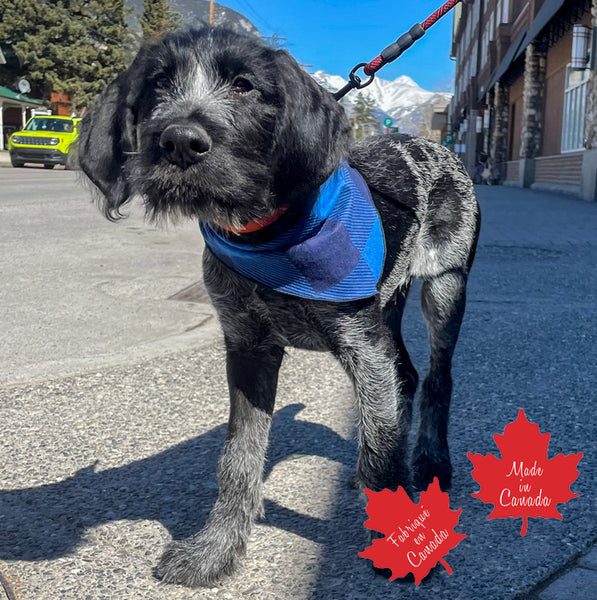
[312,71,452,137]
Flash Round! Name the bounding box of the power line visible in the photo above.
[233,0,275,34]
[261,33,287,49]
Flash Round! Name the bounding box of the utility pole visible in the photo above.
[210,0,215,25]
[261,33,287,49]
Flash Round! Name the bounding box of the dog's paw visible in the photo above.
[411,448,452,492]
[352,458,413,496]
[156,532,242,588]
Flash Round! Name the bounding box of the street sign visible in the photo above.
[383,117,393,127]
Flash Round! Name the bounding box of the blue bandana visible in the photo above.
[200,161,385,301]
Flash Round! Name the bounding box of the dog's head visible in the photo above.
[79,27,352,228]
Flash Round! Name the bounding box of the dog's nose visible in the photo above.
[159,124,211,168]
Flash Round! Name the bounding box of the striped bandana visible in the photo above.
[200,161,385,301]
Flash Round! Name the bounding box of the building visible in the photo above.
[0,86,46,150]
[450,0,597,200]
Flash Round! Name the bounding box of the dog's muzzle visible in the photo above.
[159,124,212,169]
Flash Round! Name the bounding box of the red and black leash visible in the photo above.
[334,0,462,101]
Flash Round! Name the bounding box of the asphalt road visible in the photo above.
[0,167,216,385]
[0,169,595,600]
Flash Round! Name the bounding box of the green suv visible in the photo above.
[8,115,80,169]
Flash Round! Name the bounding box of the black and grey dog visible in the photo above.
[79,27,480,587]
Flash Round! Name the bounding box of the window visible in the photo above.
[512,0,525,17]
[561,66,589,152]
[25,118,74,132]
[502,0,510,24]
[481,29,489,66]
[470,40,478,74]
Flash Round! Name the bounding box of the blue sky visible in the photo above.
[220,1,456,92]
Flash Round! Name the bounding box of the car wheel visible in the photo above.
[10,158,25,168]
[44,164,55,170]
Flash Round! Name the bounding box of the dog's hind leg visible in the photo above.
[411,269,467,491]
[157,342,284,587]
[383,284,419,415]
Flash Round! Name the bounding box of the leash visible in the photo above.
[334,0,462,101]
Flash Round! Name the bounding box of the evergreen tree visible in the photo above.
[0,0,132,110]
[353,92,382,140]
[139,0,181,40]
[0,0,48,92]
[69,0,133,107]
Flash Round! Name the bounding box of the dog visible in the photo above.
[78,27,480,587]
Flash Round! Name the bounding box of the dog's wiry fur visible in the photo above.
[78,27,480,587]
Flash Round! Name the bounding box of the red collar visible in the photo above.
[217,206,288,234]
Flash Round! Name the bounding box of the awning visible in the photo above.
[514,0,566,60]
[0,85,44,106]
[484,29,528,98]
[483,0,567,98]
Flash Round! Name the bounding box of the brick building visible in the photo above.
[450,0,597,200]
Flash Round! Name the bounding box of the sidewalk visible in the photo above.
[0,183,595,600]
[526,546,597,600]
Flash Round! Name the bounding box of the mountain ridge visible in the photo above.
[312,71,452,138]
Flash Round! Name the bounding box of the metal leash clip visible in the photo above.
[333,63,375,101]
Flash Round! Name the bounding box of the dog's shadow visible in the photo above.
[0,403,356,561]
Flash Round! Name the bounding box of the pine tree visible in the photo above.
[0,0,49,92]
[139,0,181,40]
[0,0,132,110]
[353,92,382,140]
[68,0,133,108]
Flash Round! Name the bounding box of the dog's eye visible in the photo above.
[154,74,172,90]
[231,77,253,94]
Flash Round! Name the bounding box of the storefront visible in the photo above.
[0,85,46,150]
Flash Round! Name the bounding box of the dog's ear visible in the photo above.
[79,71,140,221]
[272,50,352,195]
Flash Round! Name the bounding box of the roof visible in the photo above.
[0,85,45,105]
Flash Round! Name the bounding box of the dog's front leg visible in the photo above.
[333,317,412,494]
[157,342,284,587]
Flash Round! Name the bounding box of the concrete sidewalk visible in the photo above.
[0,184,595,600]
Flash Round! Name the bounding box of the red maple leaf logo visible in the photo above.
[468,409,583,535]
[358,478,466,585]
